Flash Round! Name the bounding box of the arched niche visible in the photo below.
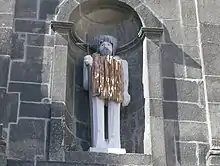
[51,0,163,154]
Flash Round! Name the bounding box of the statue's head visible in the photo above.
[94,35,118,56]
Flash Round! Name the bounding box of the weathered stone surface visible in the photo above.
[163,102,206,122]
[0,0,15,13]
[15,0,37,18]
[8,119,46,160]
[0,28,13,55]
[15,20,49,34]
[0,93,18,128]
[148,63,162,99]
[198,144,209,166]
[148,40,162,98]
[52,46,68,101]
[135,5,162,28]
[0,55,10,87]
[163,79,199,102]
[145,0,180,19]
[120,47,145,153]
[26,46,53,64]
[27,34,54,47]
[164,120,177,166]
[147,40,160,65]
[197,0,220,24]
[210,156,220,165]
[178,122,208,142]
[163,20,183,44]
[49,119,64,161]
[212,139,220,148]
[150,99,163,117]
[206,76,220,102]
[55,0,78,22]
[39,0,61,20]
[0,89,6,122]
[176,142,197,166]
[0,14,13,27]
[37,162,106,166]
[199,81,206,107]
[185,57,202,79]
[7,160,34,166]
[8,82,48,102]
[51,102,65,118]
[11,33,25,59]
[209,103,220,140]
[65,151,152,165]
[55,33,68,46]
[75,87,89,123]
[116,0,142,9]
[180,0,197,26]
[202,43,220,75]
[11,61,51,83]
[183,26,198,45]
[165,120,208,142]
[183,45,200,59]
[19,102,50,118]
[200,23,220,44]
[151,117,166,166]
[76,122,89,141]
[161,44,184,78]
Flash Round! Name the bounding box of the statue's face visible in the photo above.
[99,41,113,56]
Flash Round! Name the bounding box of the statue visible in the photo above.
[83,35,130,154]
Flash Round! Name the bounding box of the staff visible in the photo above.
[85,34,94,147]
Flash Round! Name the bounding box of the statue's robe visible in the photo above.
[91,53,123,103]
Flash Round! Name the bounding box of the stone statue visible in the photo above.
[83,35,130,154]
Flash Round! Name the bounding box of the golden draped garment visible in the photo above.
[91,53,123,103]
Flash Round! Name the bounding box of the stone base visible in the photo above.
[89,147,126,154]
[8,152,152,166]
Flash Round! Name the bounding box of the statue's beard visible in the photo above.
[100,47,112,56]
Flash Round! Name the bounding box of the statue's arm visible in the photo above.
[121,59,131,107]
[83,55,93,91]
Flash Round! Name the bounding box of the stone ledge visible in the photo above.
[7,159,153,166]
[64,151,152,165]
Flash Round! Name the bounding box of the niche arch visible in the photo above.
[52,0,163,154]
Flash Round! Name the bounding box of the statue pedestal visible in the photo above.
[89,147,126,154]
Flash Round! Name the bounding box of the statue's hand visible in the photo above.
[122,92,130,107]
[84,55,93,66]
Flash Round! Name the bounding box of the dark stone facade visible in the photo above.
[0,0,219,165]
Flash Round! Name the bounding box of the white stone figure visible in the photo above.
[83,35,130,154]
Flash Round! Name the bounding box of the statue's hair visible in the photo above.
[93,35,118,55]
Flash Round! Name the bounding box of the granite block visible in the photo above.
[15,20,49,34]
[8,82,48,102]
[161,44,184,78]
[0,55,10,87]
[163,102,206,121]
[27,34,54,47]
[163,79,199,102]
[15,0,37,18]
[206,76,220,102]
[176,142,197,166]
[19,102,50,118]
[8,119,46,160]
[11,33,25,59]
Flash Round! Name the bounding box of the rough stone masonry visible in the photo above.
[0,0,219,165]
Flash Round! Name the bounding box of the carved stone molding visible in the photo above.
[51,21,163,54]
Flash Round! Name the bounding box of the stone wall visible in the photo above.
[0,0,218,166]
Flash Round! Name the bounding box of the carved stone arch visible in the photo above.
[55,0,161,27]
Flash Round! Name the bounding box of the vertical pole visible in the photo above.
[85,34,94,147]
